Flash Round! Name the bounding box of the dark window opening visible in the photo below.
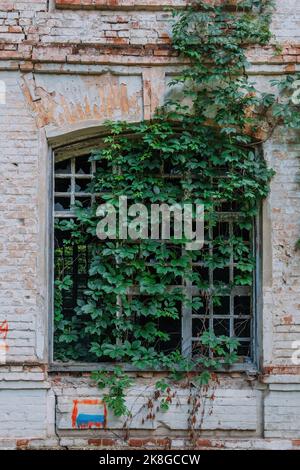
[53,153,255,365]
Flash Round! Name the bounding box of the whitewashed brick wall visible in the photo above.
[0,0,299,449]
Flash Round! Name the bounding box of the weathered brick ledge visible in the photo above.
[3,436,300,450]
[0,43,300,70]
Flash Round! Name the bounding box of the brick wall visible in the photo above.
[0,71,40,363]
[0,0,300,449]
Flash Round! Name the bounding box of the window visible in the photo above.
[54,155,100,362]
[52,150,257,368]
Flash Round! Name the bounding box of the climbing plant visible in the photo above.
[54,0,300,428]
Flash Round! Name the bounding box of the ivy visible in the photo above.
[92,367,133,417]
[54,0,300,423]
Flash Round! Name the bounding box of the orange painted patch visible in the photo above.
[72,399,107,429]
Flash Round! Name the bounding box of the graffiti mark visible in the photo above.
[0,320,9,363]
[0,320,9,340]
[72,399,107,429]
[76,413,106,428]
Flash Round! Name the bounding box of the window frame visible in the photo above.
[48,142,263,374]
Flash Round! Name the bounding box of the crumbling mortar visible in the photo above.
[53,391,69,450]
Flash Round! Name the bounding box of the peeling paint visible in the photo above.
[21,73,143,128]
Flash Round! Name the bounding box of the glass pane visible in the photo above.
[213,318,230,336]
[54,197,71,211]
[234,318,251,338]
[192,317,209,337]
[213,267,230,284]
[213,296,230,315]
[55,159,71,174]
[75,178,92,193]
[76,155,91,175]
[213,221,230,239]
[237,341,251,357]
[55,177,71,193]
[233,224,251,241]
[234,296,251,316]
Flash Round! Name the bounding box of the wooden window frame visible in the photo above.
[49,144,262,374]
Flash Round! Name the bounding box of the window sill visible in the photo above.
[49,361,258,375]
[55,0,240,12]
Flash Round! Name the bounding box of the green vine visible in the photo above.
[54,0,300,435]
[92,367,133,417]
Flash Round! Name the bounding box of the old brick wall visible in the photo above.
[0,0,300,449]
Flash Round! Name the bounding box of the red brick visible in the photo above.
[16,439,29,449]
[196,439,212,448]
[128,439,143,447]
[196,439,225,449]
[129,438,171,448]
[88,438,115,446]
[102,439,115,446]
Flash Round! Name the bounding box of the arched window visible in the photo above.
[52,147,257,369]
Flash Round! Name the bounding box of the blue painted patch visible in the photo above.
[76,413,105,427]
